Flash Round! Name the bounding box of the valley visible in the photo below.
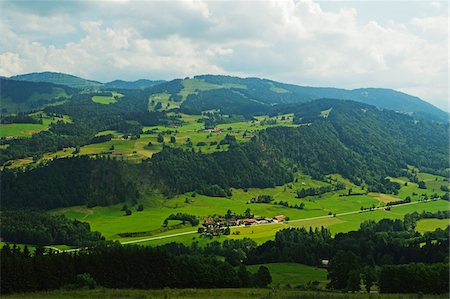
[1,72,449,296]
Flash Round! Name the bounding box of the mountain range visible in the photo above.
[3,71,448,122]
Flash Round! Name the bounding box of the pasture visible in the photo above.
[56,170,449,246]
[246,263,328,288]
[415,218,450,233]
[0,113,71,138]
[5,112,299,168]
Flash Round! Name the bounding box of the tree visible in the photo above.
[109,145,115,151]
[76,273,97,289]
[362,266,376,293]
[238,265,252,287]
[137,204,144,211]
[347,269,361,292]
[254,266,272,287]
[170,136,176,143]
[124,208,132,216]
[157,134,164,143]
[418,181,427,189]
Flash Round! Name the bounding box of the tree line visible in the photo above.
[0,243,271,294]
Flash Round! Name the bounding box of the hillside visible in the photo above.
[103,79,165,90]
[2,99,448,210]
[11,72,103,89]
[0,78,74,114]
[147,75,447,121]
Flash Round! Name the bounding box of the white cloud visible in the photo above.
[0,0,448,110]
[0,52,24,76]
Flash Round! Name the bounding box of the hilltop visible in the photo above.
[7,72,448,122]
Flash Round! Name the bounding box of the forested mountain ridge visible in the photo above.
[104,79,165,90]
[11,72,103,89]
[146,99,448,195]
[0,78,74,114]
[10,72,164,91]
[8,72,447,121]
[2,99,447,210]
[179,75,448,121]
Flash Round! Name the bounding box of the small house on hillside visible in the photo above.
[274,215,286,222]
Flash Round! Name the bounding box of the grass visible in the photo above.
[4,287,447,298]
[0,113,71,138]
[54,169,449,246]
[92,92,124,104]
[415,218,450,233]
[5,112,300,169]
[246,263,328,288]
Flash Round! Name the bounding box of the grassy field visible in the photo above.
[246,263,328,288]
[4,287,447,299]
[148,78,247,112]
[92,92,123,104]
[0,113,71,138]
[415,218,450,233]
[5,112,299,168]
[55,169,449,246]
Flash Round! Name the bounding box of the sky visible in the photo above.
[0,0,448,111]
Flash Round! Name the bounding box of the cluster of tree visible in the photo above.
[181,88,272,116]
[378,263,448,294]
[0,243,271,294]
[164,213,199,226]
[296,186,334,198]
[386,197,411,206]
[1,113,42,124]
[196,184,232,197]
[1,156,139,210]
[274,201,305,209]
[89,134,113,144]
[243,215,449,293]
[250,194,273,203]
[0,210,106,247]
[201,113,248,129]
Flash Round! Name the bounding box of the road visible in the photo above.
[117,200,422,245]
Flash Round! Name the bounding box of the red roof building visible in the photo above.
[274,215,286,221]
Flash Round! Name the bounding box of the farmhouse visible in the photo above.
[274,215,286,222]
[202,128,222,134]
[242,218,257,226]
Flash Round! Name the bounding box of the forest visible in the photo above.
[1,215,448,294]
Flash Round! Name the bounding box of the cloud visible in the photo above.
[1,0,448,110]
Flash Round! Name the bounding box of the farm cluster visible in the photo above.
[198,215,287,237]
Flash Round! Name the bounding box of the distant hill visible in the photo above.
[0,78,74,114]
[188,75,448,121]
[11,72,103,89]
[103,79,165,90]
[8,72,447,121]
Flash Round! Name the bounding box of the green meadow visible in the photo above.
[246,263,328,288]
[415,218,450,233]
[0,113,71,138]
[5,112,298,168]
[91,92,123,104]
[55,169,449,246]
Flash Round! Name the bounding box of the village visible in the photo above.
[198,213,287,237]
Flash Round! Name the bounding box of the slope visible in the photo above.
[11,72,103,89]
